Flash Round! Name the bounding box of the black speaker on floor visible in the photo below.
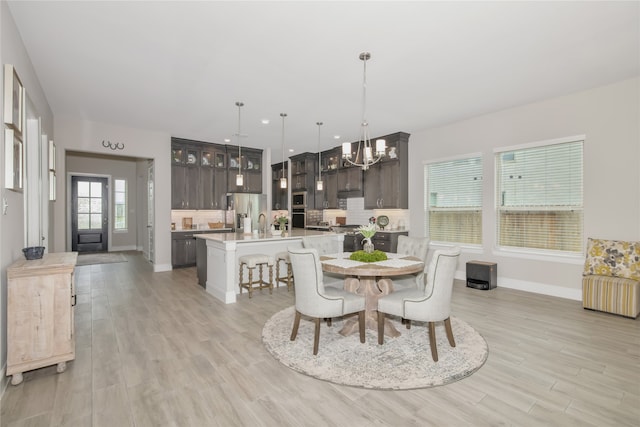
[466,261,497,290]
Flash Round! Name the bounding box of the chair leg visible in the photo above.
[444,317,456,347]
[358,311,365,344]
[326,318,332,326]
[275,261,281,288]
[239,263,244,295]
[313,318,321,355]
[428,322,438,362]
[377,311,385,345]
[405,319,411,329]
[290,310,301,341]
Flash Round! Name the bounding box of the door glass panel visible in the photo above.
[78,214,90,229]
[78,198,90,213]
[90,214,102,229]
[91,198,102,213]
[78,182,90,197]
[90,182,102,197]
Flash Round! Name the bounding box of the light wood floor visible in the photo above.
[1,251,639,426]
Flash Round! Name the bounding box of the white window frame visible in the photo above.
[494,135,584,258]
[114,178,127,232]
[424,153,483,247]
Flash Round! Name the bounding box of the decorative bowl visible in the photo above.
[22,246,45,260]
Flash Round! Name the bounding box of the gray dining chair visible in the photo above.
[377,247,461,362]
[301,236,345,288]
[288,248,366,355]
[392,235,429,290]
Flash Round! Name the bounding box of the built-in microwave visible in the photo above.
[292,192,307,208]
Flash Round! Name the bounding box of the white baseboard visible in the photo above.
[153,263,172,273]
[454,270,582,301]
[110,245,137,252]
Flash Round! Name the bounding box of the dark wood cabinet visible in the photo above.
[289,152,318,208]
[371,231,408,253]
[172,232,198,267]
[271,162,288,210]
[338,142,363,197]
[363,132,410,209]
[200,144,227,210]
[227,146,262,193]
[316,148,340,209]
[171,139,228,210]
[171,142,200,209]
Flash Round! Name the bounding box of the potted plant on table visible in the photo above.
[274,215,288,237]
[357,223,377,253]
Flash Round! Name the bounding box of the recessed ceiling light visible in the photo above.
[333,135,341,140]
[261,119,270,125]
[224,138,231,143]
[288,148,294,153]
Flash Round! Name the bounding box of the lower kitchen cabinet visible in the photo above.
[172,232,198,267]
[6,252,78,385]
[372,231,408,253]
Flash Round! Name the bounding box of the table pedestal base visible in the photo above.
[339,277,400,338]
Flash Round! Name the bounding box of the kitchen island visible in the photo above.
[196,230,343,303]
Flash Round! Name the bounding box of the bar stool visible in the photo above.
[238,254,274,298]
[275,251,294,292]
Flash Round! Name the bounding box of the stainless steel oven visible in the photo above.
[292,192,307,208]
[291,208,306,229]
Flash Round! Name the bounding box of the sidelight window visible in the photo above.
[114,179,127,231]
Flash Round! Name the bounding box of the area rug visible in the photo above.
[76,252,128,266]
[262,306,488,390]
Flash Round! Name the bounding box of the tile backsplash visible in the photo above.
[171,210,234,230]
[322,198,409,230]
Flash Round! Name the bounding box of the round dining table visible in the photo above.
[320,253,424,337]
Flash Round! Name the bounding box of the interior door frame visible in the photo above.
[66,172,112,252]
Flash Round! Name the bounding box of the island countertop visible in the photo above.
[195,229,334,243]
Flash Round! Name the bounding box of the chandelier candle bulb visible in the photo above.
[376,139,386,155]
[342,142,352,159]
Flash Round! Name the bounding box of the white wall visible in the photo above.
[53,117,171,271]
[408,77,640,300]
[0,1,55,392]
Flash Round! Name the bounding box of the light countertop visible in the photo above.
[195,229,336,243]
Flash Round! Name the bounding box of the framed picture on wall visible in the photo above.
[4,128,23,191]
[3,64,24,136]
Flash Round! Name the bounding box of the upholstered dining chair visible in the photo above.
[301,236,345,288]
[288,247,366,355]
[392,235,430,290]
[377,247,461,362]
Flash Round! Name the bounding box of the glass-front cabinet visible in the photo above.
[338,141,364,197]
[200,143,228,209]
[271,162,288,210]
[226,146,262,194]
[317,148,340,209]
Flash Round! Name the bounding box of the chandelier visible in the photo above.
[235,101,245,186]
[342,52,386,170]
[280,113,288,189]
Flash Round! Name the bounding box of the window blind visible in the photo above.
[425,156,482,245]
[495,139,583,253]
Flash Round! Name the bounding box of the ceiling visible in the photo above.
[8,1,639,163]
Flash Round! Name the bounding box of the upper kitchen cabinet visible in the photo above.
[227,146,262,194]
[363,132,410,209]
[271,162,288,210]
[290,152,317,193]
[200,143,228,210]
[316,148,340,209]
[338,141,363,198]
[171,140,200,209]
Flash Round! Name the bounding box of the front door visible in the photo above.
[71,176,108,252]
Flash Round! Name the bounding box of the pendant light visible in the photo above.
[316,122,323,191]
[280,113,287,189]
[235,101,244,187]
[342,52,386,170]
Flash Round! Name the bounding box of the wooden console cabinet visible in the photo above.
[6,252,78,385]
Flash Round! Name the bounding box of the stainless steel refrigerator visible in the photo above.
[228,193,268,233]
